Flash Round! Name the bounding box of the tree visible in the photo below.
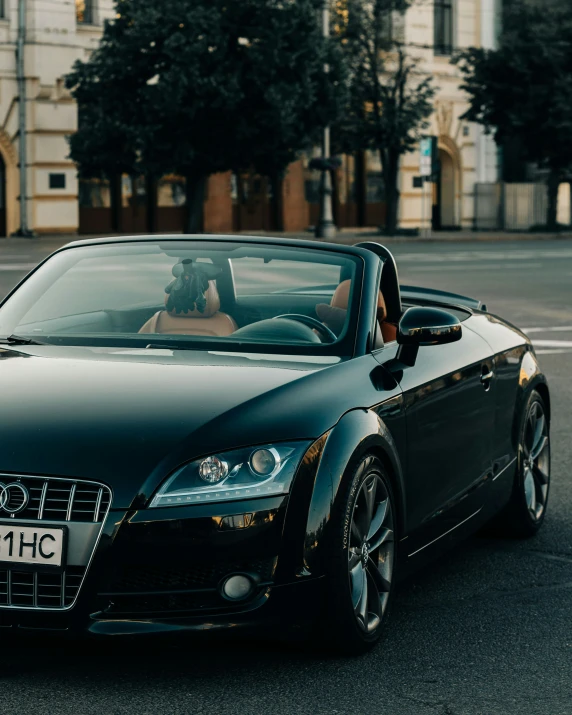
[332,0,435,236]
[456,3,572,231]
[66,0,342,233]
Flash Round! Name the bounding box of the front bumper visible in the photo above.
[0,495,324,636]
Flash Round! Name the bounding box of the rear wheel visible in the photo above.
[319,455,397,655]
[499,390,550,537]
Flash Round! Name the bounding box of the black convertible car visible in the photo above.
[0,235,550,653]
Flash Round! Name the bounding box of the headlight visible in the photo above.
[149,441,311,508]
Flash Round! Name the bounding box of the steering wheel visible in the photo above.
[272,314,338,344]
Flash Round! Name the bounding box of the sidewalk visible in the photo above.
[3,227,572,254]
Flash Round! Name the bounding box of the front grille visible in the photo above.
[0,475,112,612]
[0,475,111,523]
[105,558,277,594]
[0,567,86,608]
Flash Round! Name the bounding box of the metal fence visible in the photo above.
[474,182,549,231]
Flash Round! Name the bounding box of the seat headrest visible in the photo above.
[331,280,387,321]
[166,280,221,319]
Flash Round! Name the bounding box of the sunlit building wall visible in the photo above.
[0,0,115,235]
[399,0,501,231]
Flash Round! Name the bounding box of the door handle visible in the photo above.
[481,367,494,390]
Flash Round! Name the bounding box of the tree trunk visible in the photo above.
[382,150,400,236]
[185,173,206,234]
[269,169,284,232]
[145,175,158,233]
[546,172,560,232]
[109,173,122,232]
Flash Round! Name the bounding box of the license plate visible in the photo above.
[0,523,66,568]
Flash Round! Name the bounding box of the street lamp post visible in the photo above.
[15,0,33,237]
[315,0,336,240]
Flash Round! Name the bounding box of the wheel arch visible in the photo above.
[302,407,405,577]
[534,381,551,423]
[511,349,551,451]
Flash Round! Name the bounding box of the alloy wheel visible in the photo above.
[522,400,550,521]
[348,473,395,633]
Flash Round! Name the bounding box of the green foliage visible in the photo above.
[66,0,343,183]
[456,2,572,228]
[332,0,435,233]
[456,4,572,177]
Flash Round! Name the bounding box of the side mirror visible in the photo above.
[388,306,462,371]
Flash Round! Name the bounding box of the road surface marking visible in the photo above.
[394,249,572,263]
[535,349,572,355]
[0,263,37,271]
[402,263,539,272]
[524,326,572,334]
[532,340,572,348]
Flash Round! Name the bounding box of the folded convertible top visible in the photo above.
[400,284,487,312]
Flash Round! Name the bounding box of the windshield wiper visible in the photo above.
[0,334,46,346]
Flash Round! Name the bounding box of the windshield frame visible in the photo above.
[0,236,371,358]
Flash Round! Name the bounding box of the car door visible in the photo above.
[375,321,496,551]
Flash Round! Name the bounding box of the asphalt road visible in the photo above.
[0,237,571,715]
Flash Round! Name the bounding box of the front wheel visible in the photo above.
[319,455,397,655]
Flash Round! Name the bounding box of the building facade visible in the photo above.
[0,0,502,236]
[398,0,501,231]
[0,0,116,236]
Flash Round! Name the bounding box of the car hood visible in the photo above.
[0,345,345,508]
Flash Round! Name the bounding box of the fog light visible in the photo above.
[221,574,254,601]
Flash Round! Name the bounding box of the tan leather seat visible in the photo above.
[330,280,397,344]
[139,280,237,337]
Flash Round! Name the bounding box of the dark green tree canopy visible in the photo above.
[66,0,343,184]
[456,3,572,227]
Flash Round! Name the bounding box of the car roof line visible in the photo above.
[57,234,376,258]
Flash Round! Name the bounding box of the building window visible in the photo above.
[434,0,454,55]
[49,173,66,190]
[76,0,95,25]
[0,1,5,20]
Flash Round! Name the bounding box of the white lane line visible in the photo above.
[0,263,36,271]
[533,340,572,348]
[524,326,572,334]
[535,349,572,355]
[395,249,572,263]
[402,263,540,272]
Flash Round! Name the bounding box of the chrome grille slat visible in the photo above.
[0,568,86,609]
[0,475,111,524]
[65,484,76,522]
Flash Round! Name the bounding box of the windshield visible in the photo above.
[0,240,362,355]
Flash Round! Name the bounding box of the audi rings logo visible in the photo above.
[0,483,30,514]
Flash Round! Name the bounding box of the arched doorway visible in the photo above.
[432,140,461,231]
[0,153,6,236]
[433,149,455,230]
[0,130,20,237]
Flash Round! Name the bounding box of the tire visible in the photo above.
[318,455,397,655]
[497,389,551,538]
